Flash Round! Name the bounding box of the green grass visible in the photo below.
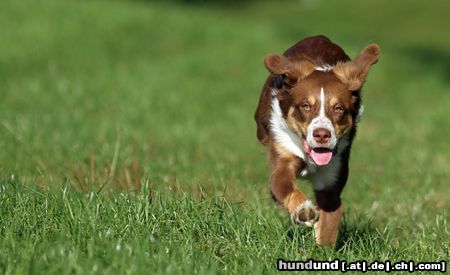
[0,0,449,274]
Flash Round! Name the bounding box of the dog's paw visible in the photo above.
[291,200,319,227]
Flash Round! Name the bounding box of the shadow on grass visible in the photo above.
[278,210,390,252]
[336,212,390,252]
[135,0,256,6]
[281,214,388,252]
[403,46,450,84]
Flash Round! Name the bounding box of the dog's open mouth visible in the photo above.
[302,139,335,166]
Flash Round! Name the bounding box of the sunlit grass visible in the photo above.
[0,0,448,273]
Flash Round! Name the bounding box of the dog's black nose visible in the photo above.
[313,128,331,144]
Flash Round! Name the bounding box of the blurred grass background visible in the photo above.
[0,0,449,273]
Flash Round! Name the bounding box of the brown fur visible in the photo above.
[255,36,352,145]
[314,206,344,246]
[255,35,380,247]
[333,44,380,91]
[269,142,308,213]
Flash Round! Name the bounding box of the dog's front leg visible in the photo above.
[314,206,343,247]
[270,156,319,227]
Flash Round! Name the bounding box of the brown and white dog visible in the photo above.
[254,35,380,246]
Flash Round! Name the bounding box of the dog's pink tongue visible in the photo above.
[310,150,333,166]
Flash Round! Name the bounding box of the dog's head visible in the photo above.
[265,44,380,166]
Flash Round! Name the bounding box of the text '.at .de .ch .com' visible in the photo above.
[277,259,447,273]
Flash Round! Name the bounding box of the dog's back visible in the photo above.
[283,35,350,65]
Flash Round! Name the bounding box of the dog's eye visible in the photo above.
[334,105,344,113]
[301,103,310,111]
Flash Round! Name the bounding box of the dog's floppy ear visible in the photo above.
[332,44,380,91]
[264,54,315,83]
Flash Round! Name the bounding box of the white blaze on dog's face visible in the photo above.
[305,87,337,165]
[265,44,380,166]
[281,72,356,166]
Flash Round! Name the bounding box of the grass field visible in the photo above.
[0,0,449,274]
